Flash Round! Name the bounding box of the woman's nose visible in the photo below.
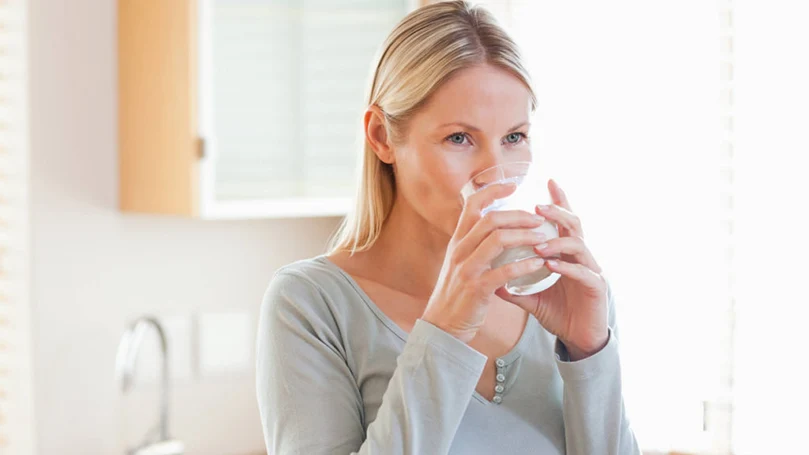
[475,145,505,173]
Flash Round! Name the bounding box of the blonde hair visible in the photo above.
[328,0,537,254]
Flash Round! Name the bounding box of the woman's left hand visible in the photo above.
[496,179,609,361]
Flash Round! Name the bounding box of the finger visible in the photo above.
[548,178,573,212]
[463,227,548,274]
[453,209,545,261]
[545,259,605,291]
[480,257,547,294]
[533,236,602,273]
[535,203,583,238]
[454,181,518,239]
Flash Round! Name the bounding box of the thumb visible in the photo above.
[495,287,540,315]
[548,178,570,209]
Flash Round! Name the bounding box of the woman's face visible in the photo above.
[393,64,534,236]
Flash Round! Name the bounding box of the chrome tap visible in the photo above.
[115,316,184,455]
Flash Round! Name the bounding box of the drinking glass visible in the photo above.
[460,161,562,295]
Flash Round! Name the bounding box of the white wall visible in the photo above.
[28,1,340,454]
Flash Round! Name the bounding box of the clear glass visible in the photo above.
[461,162,562,295]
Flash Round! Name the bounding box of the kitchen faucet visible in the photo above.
[115,316,184,455]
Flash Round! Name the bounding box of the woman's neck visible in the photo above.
[353,196,451,299]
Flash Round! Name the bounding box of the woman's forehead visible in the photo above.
[420,65,533,129]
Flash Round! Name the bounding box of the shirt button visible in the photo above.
[495,385,504,393]
[496,373,505,383]
[495,358,505,368]
[493,395,503,404]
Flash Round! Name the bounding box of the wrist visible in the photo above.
[420,313,476,344]
[561,332,609,361]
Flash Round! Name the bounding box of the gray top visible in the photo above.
[256,256,640,454]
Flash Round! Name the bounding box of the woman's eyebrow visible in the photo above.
[507,122,530,132]
[436,121,530,132]
[437,122,482,132]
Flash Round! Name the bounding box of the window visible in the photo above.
[0,0,34,453]
[730,1,809,453]
[205,0,412,201]
[473,1,728,452]
[471,1,809,453]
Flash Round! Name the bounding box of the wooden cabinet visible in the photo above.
[118,0,414,218]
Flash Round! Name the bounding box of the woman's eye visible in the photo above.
[505,132,526,144]
[447,133,468,145]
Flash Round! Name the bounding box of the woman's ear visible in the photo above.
[365,105,395,164]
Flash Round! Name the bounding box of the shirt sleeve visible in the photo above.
[554,282,642,455]
[256,271,487,455]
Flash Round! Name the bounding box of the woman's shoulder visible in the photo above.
[266,255,348,299]
[273,255,341,284]
[258,256,365,372]
[262,255,364,327]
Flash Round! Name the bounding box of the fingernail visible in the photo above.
[533,214,545,223]
[547,259,558,267]
[537,204,552,211]
[535,243,548,250]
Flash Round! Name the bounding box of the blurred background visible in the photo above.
[1,0,807,454]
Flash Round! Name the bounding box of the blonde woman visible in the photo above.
[257,2,640,453]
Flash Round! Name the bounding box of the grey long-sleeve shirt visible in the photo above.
[256,256,640,454]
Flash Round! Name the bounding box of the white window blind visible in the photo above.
[472,1,727,453]
[0,1,34,454]
[207,0,410,202]
[730,1,809,454]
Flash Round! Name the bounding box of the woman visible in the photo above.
[257,2,640,454]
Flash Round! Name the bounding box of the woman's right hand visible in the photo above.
[421,182,550,343]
